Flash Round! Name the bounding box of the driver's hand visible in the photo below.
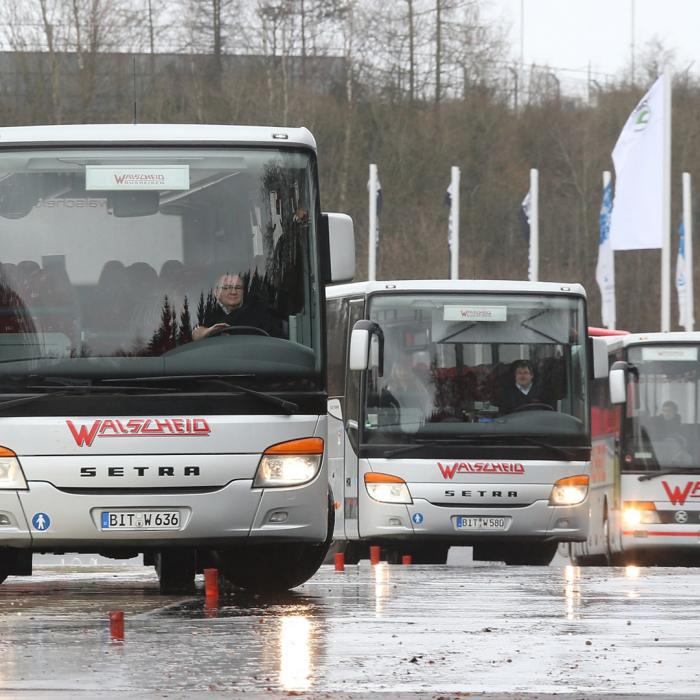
[193,323,228,341]
[206,323,229,336]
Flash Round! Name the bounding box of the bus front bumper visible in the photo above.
[358,496,588,543]
[0,474,328,550]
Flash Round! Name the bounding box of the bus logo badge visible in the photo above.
[674,510,689,524]
[32,513,51,531]
[412,513,424,525]
[66,418,211,447]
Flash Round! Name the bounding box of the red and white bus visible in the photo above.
[567,331,700,566]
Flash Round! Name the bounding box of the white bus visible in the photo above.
[0,123,354,592]
[327,280,604,565]
[568,331,700,566]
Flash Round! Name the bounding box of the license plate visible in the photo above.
[454,516,509,531]
[101,511,181,530]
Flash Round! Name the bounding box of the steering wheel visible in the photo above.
[208,324,270,338]
[511,402,555,413]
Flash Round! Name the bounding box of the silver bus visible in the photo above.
[327,280,605,565]
[0,123,354,592]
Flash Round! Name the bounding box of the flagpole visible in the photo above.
[683,171,694,331]
[661,72,672,331]
[449,166,461,279]
[529,168,539,281]
[368,163,378,281]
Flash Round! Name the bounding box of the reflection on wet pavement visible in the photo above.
[0,561,699,696]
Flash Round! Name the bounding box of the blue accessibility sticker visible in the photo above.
[32,512,51,531]
[412,512,424,525]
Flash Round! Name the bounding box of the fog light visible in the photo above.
[388,517,402,526]
[0,514,10,525]
[269,511,288,523]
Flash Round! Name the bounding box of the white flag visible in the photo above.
[520,191,537,281]
[445,182,455,250]
[609,74,666,250]
[676,220,693,330]
[367,172,382,241]
[596,180,616,328]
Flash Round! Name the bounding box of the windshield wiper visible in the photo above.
[104,374,299,414]
[0,382,176,412]
[0,392,72,411]
[638,468,694,482]
[384,438,487,458]
[384,435,577,460]
[519,436,576,461]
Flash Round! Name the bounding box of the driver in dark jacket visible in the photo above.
[192,273,283,340]
[497,359,546,415]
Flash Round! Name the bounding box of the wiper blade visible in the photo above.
[384,435,576,460]
[0,393,70,411]
[25,384,176,393]
[384,438,485,458]
[104,374,299,414]
[638,468,694,482]
[520,436,576,461]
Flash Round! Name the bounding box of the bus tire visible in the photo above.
[217,492,334,593]
[410,544,450,565]
[155,549,196,595]
[342,541,366,565]
[503,541,558,566]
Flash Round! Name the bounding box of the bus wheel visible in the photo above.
[155,550,196,595]
[217,492,334,593]
[503,541,558,566]
[603,515,614,566]
[217,541,330,592]
[342,541,365,565]
[410,544,449,565]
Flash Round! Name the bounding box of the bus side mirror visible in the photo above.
[591,337,608,379]
[325,213,355,283]
[609,367,627,404]
[349,320,384,374]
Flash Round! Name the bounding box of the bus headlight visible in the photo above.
[253,438,323,488]
[549,475,588,506]
[622,501,660,526]
[0,448,27,490]
[364,473,413,504]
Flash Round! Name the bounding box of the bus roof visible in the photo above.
[0,124,317,150]
[603,331,700,353]
[326,279,586,299]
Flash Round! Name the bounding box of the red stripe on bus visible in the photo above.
[622,530,700,537]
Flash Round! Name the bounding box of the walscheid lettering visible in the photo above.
[438,462,525,479]
[67,418,211,447]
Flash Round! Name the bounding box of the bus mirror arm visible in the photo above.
[349,321,384,375]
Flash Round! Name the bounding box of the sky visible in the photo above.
[485,0,699,85]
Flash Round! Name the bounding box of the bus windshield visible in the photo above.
[622,345,700,471]
[363,292,588,445]
[0,147,320,389]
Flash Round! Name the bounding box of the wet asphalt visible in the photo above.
[0,551,699,699]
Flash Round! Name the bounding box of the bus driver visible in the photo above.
[192,272,283,340]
